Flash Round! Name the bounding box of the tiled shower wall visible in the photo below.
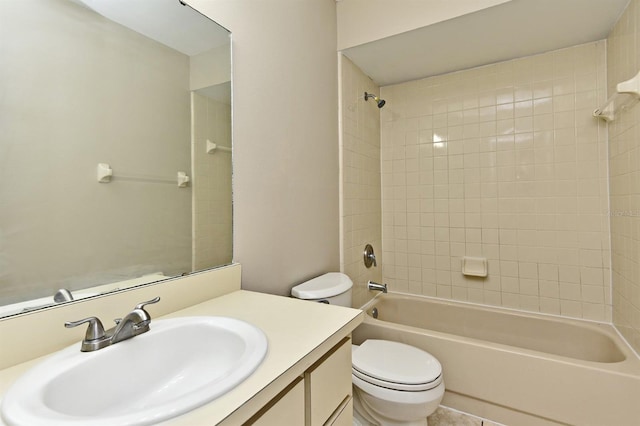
[608,0,640,352]
[340,55,383,308]
[380,42,611,321]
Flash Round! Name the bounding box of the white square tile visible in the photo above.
[375,40,614,324]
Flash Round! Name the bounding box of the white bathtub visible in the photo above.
[353,293,640,425]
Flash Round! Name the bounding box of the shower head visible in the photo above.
[364,92,386,108]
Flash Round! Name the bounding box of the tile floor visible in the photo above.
[427,406,504,426]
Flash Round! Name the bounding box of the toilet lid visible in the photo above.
[352,340,442,388]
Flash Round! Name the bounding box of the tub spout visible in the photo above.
[368,281,387,293]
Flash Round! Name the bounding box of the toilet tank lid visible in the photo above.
[291,272,353,299]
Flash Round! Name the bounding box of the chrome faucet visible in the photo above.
[65,297,160,352]
[367,281,387,293]
[53,288,74,303]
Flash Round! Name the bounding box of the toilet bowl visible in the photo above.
[352,340,444,426]
[291,273,445,425]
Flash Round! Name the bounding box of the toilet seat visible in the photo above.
[352,340,442,392]
[352,373,443,405]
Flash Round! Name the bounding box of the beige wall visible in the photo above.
[607,0,640,353]
[336,0,511,50]
[0,0,192,303]
[339,56,382,308]
[380,42,611,321]
[189,1,340,295]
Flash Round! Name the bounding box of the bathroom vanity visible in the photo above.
[0,267,363,425]
[160,291,360,425]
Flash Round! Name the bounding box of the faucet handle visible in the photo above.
[65,316,106,341]
[135,296,161,311]
[363,244,377,268]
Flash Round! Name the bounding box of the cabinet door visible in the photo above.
[250,377,305,426]
[306,338,352,426]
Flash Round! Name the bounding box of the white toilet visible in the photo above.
[291,273,444,426]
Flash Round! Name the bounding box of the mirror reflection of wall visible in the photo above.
[192,83,232,272]
[0,0,232,316]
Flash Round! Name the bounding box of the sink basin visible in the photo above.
[1,316,268,426]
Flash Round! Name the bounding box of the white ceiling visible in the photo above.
[342,0,630,86]
[74,0,229,56]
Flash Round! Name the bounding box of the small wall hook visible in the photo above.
[97,163,113,183]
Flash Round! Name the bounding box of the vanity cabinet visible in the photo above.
[250,378,305,426]
[0,290,364,426]
[246,338,352,426]
[305,338,352,426]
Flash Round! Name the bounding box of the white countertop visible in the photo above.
[0,290,364,426]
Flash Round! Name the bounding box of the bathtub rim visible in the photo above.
[359,291,640,375]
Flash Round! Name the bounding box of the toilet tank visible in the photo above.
[290,272,353,307]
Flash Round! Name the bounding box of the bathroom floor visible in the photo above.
[353,406,504,426]
[427,406,504,426]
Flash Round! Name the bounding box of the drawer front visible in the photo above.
[326,397,352,426]
[251,377,305,426]
[307,338,352,426]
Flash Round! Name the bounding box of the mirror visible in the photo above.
[0,0,232,318]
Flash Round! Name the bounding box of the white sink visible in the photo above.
[1,316,268,426]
